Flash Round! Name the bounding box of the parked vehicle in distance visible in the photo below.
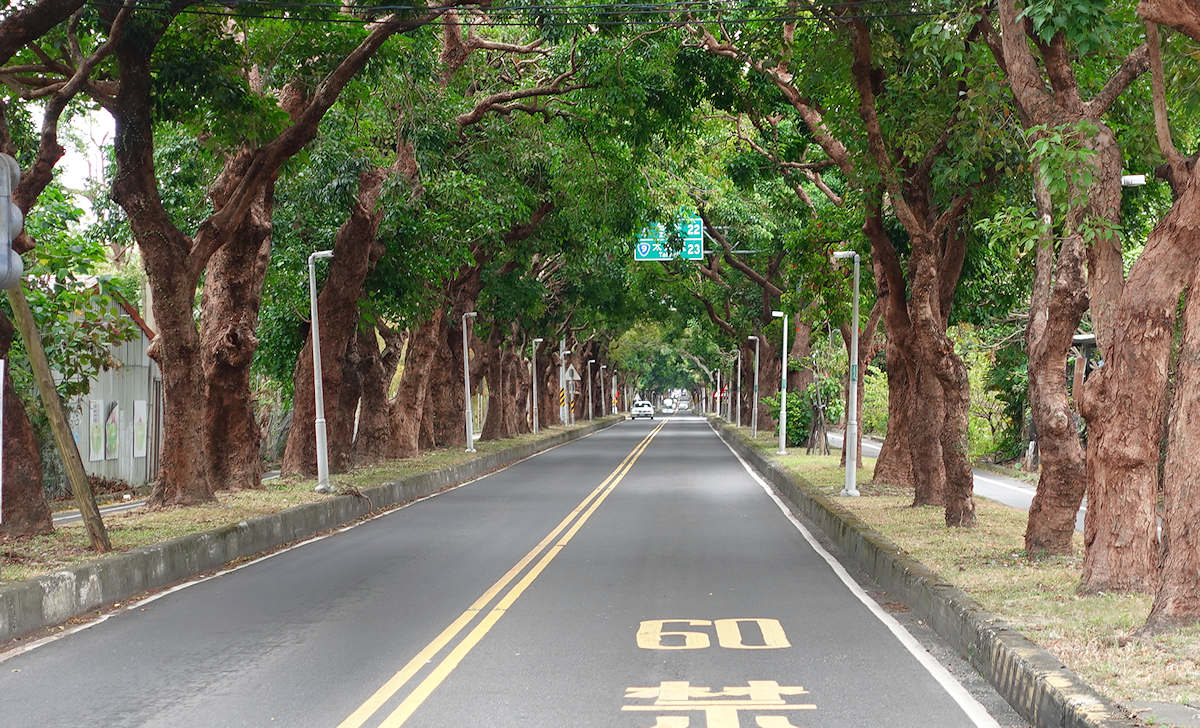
[631,400,655,419]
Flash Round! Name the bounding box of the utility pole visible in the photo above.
[587,359,595,421]
[461,311,477,453]
[2,153,108,551]
[773,310,788,455]
[834,251,861,496]
[748,336,760,438]
[735,347,742,428]
[600,364,607,417]
[715,369,721,418]
[558,338,567,425]
[308,250,334,494]
[532,338,543,434]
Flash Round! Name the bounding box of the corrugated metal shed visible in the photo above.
[67,325,162,487]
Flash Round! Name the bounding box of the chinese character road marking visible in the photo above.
[622,681,816,728]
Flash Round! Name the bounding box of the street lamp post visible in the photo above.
[735,347,742,428]
[587,359,595,420]
[461,311,478,453]
[772,310,787,455]
[715,369,720,418]
[308,250,335,493]
[833,251,861,496]
[600,364,607,417]
[559,339,567,425]
[748,336,760,438]
[531,337,544,434]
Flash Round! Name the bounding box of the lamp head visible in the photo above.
[832,250,856,260]
[588,359,595,364]
[747,335,758,341]
[771,310,784,318]
[533,337,544,344]
[464,311,477,318]
[310,250,334,260]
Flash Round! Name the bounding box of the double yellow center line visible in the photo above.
[338,419,668,728]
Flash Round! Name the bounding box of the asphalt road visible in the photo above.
[2,418,1023,727]
[828,431,1086,532]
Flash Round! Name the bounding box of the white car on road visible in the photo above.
[630,401,655,419]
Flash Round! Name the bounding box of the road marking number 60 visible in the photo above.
[636,619,791,650]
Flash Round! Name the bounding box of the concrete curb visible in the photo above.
[1,418,618,647]
[711,419,1135,728]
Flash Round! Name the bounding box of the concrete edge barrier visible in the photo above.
[0,418,618,647]
[711,419,1134,728]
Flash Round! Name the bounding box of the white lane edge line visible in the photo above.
[971,474,1036,496]
[713,424,1001,728]
[0,423,621,665]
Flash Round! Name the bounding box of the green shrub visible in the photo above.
[762,376,845,447]
[860,365,889,436]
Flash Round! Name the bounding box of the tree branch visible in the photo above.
[0,0,86,65]
[698,210,784,298]
[1084,42,1149,119]
[1142,22,1183,169]
[456,77,587,126]
[14,1,133,216]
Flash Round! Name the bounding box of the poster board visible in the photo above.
[133,400,148,458]
[89,400,104,462]
[104,403,119,460]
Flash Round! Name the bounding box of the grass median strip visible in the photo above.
[730,425,1200,714]
[0,423,608,585]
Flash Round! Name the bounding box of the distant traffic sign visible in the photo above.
[634,210,703,261]
[565,364,581,382]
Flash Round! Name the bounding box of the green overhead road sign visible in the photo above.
[634,211,703,261]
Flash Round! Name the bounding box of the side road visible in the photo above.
[0,418,618,648]
[713,419,1135,728]
[827,431,1086,532]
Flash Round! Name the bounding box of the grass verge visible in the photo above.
[732,425,1200,713]
[0,422,606,585]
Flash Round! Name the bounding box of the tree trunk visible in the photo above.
[427,314,466,448]
[1078,168,1200,592]
[481,330,506,440]
[353,326,394,463]
[1146,248,1200,630]
[419,397,437,450]
[787,320,813,394]
[873,337,917,487]
[200,225,270,491]
[282,168,387,476]
[539,355,562,427]
[1024,359,1087,552]
[0,311,52,538]
[1078,234,1194,593]
[937,354,976,526]
[1023,178,1089,554]
[390,311,444,457]
[908,361,948,507]
[146,276,213,506]
[757,334,780,430]
[509,347,530,435]
[908,236,974,524]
